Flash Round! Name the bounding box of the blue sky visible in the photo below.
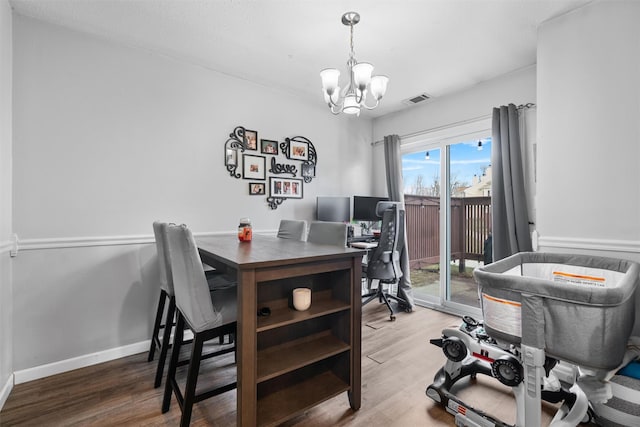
[402,137,492,193]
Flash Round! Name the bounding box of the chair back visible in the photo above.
[307,221,348,247]
[165,224,233,332]
[153,221,174,295]
[367,204,404,282]
[277,219,307,241]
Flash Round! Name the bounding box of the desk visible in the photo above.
[197,234,364,427]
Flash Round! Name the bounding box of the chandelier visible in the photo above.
[320,12,389,116]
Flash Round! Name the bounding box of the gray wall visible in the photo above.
[10,15,373,378]
[0,0,13,407]
[536,0,640,263]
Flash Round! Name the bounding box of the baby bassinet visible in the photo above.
[473,252,639,371]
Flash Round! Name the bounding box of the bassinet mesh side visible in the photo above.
[474,252,639,370]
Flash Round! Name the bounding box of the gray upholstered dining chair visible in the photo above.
[161,223,237,427]
[148,221,235,389]
[307,221,348,246]
[148,221,179,388]
[277,219,307,241]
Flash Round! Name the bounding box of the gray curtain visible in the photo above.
[383,134,415,309]
[491,104,533,261]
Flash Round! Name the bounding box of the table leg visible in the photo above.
[237,269,257,426]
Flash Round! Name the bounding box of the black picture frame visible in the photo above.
[269,177,303,199]
[288,139,309,160]
[302,163,315,178]
[242,154,266,180]
[225,148,238,166]
[260,139,279,155]
[244,129,258,151]
[248,182,266,195]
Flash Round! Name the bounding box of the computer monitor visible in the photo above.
[316,196,351,222]
[353,195,389,222]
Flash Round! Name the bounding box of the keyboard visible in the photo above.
[350,242,378,249]
[349,235,377,243]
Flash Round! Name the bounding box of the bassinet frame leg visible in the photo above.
[521,345,545,427]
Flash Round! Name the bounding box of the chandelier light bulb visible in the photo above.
[370,75,389,100]
[320,12,389,116]
[352,62,373,91]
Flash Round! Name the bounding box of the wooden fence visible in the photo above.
[404,195,491,271]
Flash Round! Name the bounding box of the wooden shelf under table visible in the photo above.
[257,369,350,427]
[257,330,350,382]
[256,298,350,332]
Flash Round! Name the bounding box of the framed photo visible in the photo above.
[302,163,315,178]
[243,154,266,180]
[248,182,265,195]
[225,148,238,166]
[244,129,258,151]
[289,140,309,161]
[260,139,279,155]
[270,177,303,199]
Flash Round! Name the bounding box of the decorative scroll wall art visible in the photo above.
[223,126,318,210]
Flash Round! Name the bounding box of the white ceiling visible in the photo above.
[9,0,591,118]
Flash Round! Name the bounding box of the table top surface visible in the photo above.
[197,234,364,270]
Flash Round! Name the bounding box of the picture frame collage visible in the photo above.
[223,126,317,209]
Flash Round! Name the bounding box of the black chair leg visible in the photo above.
[162,313,185,414]
[148,289,168,362]
[154,296,176,388]
[180,332,204,427]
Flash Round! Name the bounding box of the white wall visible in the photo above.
[0,0,14,407]
[371,66,536,195]
[11,15,373,376]
[536,0,640,261]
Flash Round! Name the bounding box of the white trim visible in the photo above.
[13,340,151,384]
[14,229,277,252]
[537,236,640,254]
[0,373,13,411]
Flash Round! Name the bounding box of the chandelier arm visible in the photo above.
[361,97,381,110]
[326,95,343,111]
[328,100,343,114]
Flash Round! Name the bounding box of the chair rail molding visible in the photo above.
[13,230,279,252]
[537,235,640,254]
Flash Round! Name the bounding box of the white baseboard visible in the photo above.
[13,340,150,385]
[0,373,13,411]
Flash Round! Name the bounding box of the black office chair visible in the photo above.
[361,201,409,321]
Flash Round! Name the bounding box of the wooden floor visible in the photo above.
[1,302,567,426]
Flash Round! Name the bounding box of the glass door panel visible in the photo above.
[445,139,492,310]
[402,148,441,305]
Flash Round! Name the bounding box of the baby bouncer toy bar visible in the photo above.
[426,252,640,427]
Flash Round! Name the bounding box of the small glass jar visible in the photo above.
[238,217,252,242]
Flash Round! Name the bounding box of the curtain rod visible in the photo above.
[372,102,536,146]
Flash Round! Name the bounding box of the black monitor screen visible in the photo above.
[316,196,351,222]
[353,195,389,222]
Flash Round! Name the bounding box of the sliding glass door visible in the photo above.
[402,124,491,317]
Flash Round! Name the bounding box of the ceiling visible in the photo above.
[9,0,591,118]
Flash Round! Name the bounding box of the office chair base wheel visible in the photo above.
[390,315,396,321]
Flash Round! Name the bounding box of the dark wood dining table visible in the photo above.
[196,233,365,427]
